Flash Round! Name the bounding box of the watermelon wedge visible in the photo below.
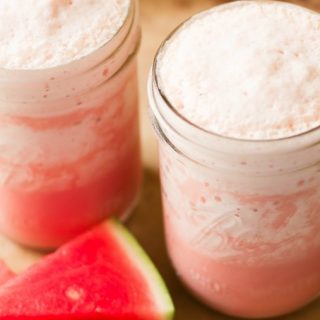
[0,220,174,319]
[0,260,14,286]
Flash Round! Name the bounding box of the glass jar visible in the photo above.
[0,0,141,249]
[149,50,320,318]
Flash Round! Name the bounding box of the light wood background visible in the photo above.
[1,1,320,319]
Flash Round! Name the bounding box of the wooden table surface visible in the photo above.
[1,0,320,319]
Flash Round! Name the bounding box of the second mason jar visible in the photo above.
[0,0,141,248]
[149,1,320,318]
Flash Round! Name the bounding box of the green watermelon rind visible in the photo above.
[108,219,175,320]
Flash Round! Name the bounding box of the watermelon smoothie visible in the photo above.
[149,1,320,318]
[0,0,141,248]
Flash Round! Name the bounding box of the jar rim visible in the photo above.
[0,0,135,76]
[152,0,320,147]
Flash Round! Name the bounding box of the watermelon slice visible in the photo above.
[0,220,174,319]
[0,260,14,286]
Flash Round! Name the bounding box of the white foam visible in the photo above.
[157,1,320,140]
[0,0,130,69]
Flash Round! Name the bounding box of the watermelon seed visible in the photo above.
[65,287,85,301]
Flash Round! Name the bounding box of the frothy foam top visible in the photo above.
[0,0,130,70]
[157,1,320,140]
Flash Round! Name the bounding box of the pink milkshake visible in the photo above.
[0,0,141,248]
[149,1,320,318]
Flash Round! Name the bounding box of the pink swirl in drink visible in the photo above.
[150,1,320,318]
[0,0,141,248]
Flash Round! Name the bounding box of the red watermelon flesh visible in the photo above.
[0,260,14,286]
[0,220,174,319]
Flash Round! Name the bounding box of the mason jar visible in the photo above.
[0,0,141,249]
[148,50,320,318]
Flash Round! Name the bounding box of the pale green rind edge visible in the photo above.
[107,219,175,320]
